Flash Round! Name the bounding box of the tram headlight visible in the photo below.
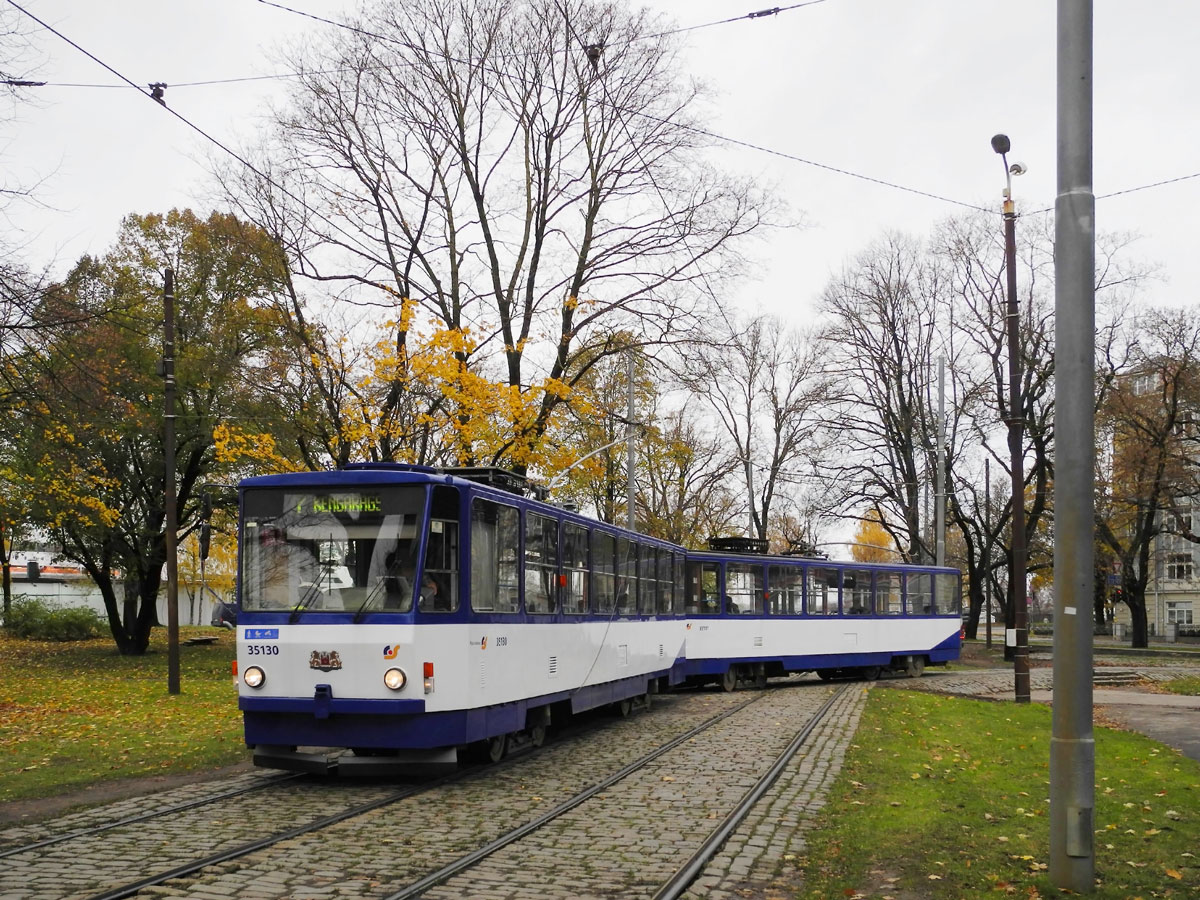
[243,665,266,689]
[384,667,407,691]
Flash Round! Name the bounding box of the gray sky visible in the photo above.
[5,0,1197,322]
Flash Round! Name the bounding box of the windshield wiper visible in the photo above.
[353,577,390,623]
[289,582,324,623]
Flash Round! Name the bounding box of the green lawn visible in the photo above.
[796,687,1199,899]
[0,628,248,803]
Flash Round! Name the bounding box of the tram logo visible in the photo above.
[309,650,343,672]
[481,636,487,650]
[383,644,400,660]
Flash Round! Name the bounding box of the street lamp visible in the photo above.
[991,133,1030,703]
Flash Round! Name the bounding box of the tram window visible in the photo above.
[672,553,685,615]
[807,567,839,615]
[638,546,657,615]
[657,549,674,615]
[592,531,616,614]
[562,522,588,615]
[725,563,763,614]
[420,518,459,613]
[685,561,720,615]
[616,537,637,615]
[242,486,425,615]
[470,499,520,613]
[907,573,932,615]
[876,573,902,615]
[524,512,559,615]
[935,572,961,615]
[845,570,873,614]
[767,565,803,615]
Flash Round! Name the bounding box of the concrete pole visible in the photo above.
[936,356,946,568]
[626,349,636,532]
[163,268,180,695]
[1051,0,1096,890]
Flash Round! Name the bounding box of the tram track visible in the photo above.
[379,683,849,900]
[0,773,302,859]
[1,681,853,900]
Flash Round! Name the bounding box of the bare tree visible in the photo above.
[217,0,771,470]
[679,313,826,543]
[1096,306,1200,648]
[818,232,945,562]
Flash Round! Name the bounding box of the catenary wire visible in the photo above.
[3,0,386,272]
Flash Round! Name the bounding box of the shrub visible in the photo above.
[3,597,103,641]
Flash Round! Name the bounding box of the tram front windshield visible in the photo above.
[241,486,425,614]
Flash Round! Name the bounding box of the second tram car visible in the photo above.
[234,464,961,772]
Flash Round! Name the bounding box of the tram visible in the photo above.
[233,464,961,772]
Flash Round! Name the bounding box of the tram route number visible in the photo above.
[246,644,281,656]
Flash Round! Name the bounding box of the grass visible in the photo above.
[796,687,1199,899]
[1162,676,1200,697]
[0,627,247,804]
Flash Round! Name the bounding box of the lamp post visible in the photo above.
[991,134,1030,703]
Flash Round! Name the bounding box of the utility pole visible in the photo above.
[163,269,180,695]
[991,132,1030,702]
[626,348,636,532]
[936,356,946,568]
[1051,0,1096,889]
[985,456,993,648]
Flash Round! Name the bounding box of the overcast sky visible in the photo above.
[4,0,1197,324]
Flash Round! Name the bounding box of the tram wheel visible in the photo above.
[906,655,926,678]
[485,733,508,763]
[721,667,739,693]
[617,697,634,717]
[528,724,547,748]
[816,669,835,681]
[861,666,882,681]
[753,664,767,689]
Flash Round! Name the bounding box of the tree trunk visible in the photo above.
[1125,595,1150,649]
[102,573,157,656]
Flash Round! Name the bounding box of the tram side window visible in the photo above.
[616,536,637,615]
[420,518,459,613]
[845,570,873,614]
[807,567,839,615]
[876,572,902,615]
[726,563,763,614]
[935,572,961,616]
[657,549,674,615]
[672,553,685,615]
[524,512,559,615]
[562,522,588,615]
[592,531,616,614]
[470,499,521,613]
[907,573,932,615]
[767,565,803,615]
[639,546,658,615]
[685,561,720,615]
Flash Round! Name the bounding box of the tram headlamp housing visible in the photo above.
[384,667,407,691]
[243,665,266,689]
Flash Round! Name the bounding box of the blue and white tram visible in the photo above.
[235,464,688,772]
[681,539,962,689]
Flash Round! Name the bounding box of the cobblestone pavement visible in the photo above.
[5,662,1195,900]
[0,683,859,900]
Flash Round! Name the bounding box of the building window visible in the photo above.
[1166,602,1194,625]
[1166,553,1193,581]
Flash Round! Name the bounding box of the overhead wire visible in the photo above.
[2,0,398,288]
